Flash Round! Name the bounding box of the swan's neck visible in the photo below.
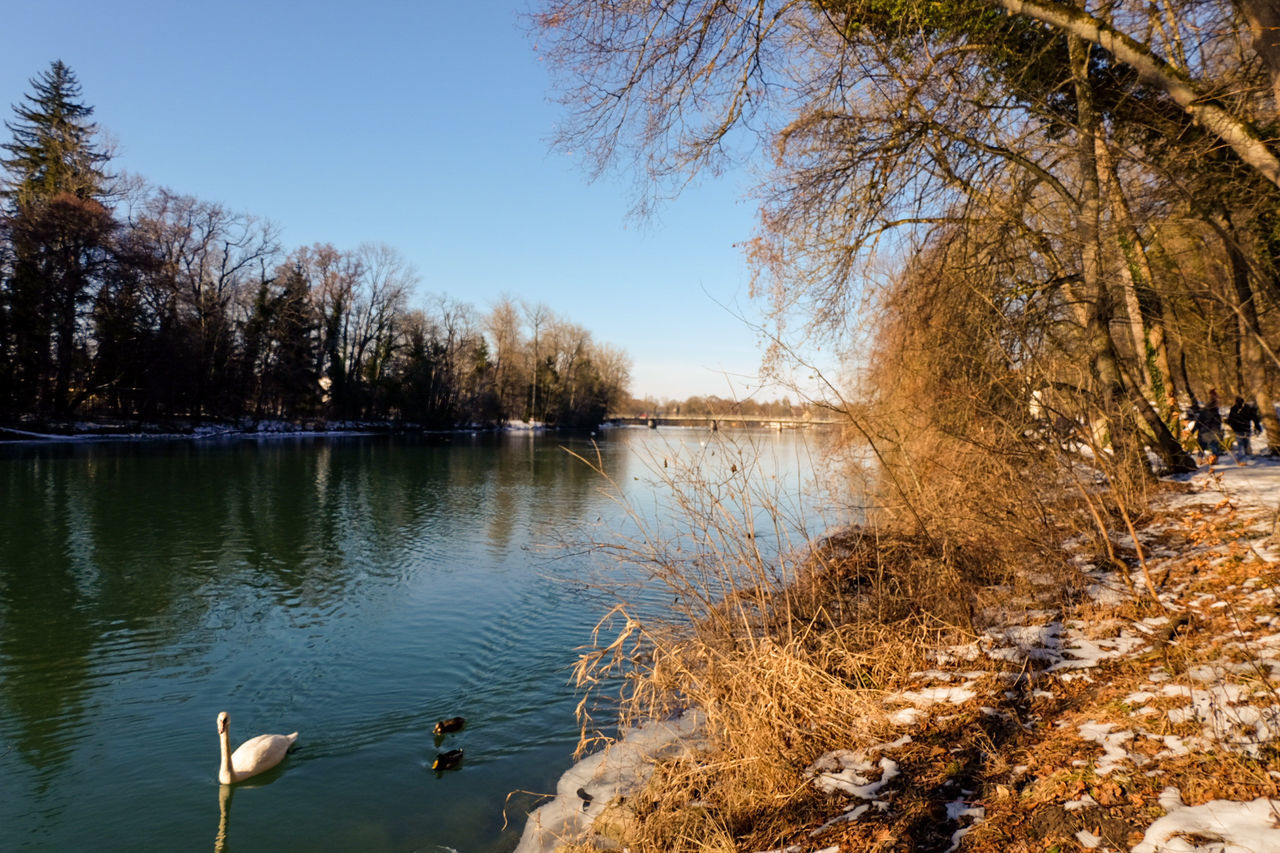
[218,726,236,785]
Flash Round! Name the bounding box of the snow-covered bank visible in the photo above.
[515,711,709,853]
[0,417,560,444]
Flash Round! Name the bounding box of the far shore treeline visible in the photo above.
[0,61,639,430]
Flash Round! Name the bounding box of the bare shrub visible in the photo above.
[565,434,1000,851]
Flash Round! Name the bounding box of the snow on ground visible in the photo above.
[0,420,387,442]
[0,418,550,444]
[1130,788,1280,853]
[514,711,708,853]
[804,741,903,835]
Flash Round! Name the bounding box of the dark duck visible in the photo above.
[433,716,465,736]
[432,748,464,771]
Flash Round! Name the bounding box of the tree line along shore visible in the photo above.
[0,60,818,438]
[0,62,634,432]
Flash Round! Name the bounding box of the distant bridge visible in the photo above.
[604,414,841,430]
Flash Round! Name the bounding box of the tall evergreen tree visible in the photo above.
[1,60,109,205]
[0,60,115,416]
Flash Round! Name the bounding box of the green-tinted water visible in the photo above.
[0,428,826,852]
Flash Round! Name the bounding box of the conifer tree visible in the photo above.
[0,60,115,416]
[1,60,109,205]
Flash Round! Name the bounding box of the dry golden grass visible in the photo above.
[561,432,1073,850]
[547,417,1280,853]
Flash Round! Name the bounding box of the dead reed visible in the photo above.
[561,428,1061,851]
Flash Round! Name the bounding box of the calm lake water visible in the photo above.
[0,427,831,852]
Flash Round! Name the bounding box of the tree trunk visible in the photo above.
[1236,0,1280,108]
[1219,215,1280,452]
[1094,137,1175,399]
[995,0,1280,190]
[1070,34,1195,474]
[1070,35,1137,467]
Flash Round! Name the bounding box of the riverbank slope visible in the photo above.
[520,457,1280,852]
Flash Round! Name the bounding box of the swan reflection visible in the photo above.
[214,783,234,853]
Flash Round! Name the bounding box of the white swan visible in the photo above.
[217,711,298,785]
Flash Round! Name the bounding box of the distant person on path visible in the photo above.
[1192,389,1224,465]
[1247,400,1263,434]
[1227,396,1255,457]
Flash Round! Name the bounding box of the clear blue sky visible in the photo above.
[0,0,797,402]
